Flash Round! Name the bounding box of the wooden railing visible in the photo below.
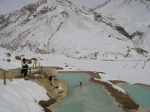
[2,62,42,85]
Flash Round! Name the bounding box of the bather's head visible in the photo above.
[80,82,82,86]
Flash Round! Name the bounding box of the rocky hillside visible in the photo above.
[0,0,148,60]
[95,0,150,53]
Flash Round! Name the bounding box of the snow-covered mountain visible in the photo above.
[0,0,147,60]
[95,0,150,53]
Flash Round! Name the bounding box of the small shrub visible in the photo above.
[20,55,24,57]
[76,51,80,54]
[26,59,32,64]
[94,53,98,58]
[15,56,21,60]
[96,72,105,74]
[147,58,150,61]
[6,53,11,57]
[7,59,11,62]
[135,48,148,54]
[131,31,144,39]
[31,58,38,61]
[115,26,130,38]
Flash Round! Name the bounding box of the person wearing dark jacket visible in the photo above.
[49,75,54,86]
[21,58,28,77]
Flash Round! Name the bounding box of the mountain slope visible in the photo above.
[0,0,146,60]
[95,0,150,53]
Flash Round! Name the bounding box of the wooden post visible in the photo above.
[35,61,37,67]
[9,70,12,81]
[41,66,43,75]
[4,72,6,85]
[39,62,40,67]
[30,68,31,76]
[38,63,40,70]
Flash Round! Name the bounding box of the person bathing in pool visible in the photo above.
[79,82,83,87]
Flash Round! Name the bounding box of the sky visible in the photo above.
[70,0,104,8]
[0,0,104,14]
[0,0,39,14]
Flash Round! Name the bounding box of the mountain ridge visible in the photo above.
[95,0,150,53]
[0,0,148,60]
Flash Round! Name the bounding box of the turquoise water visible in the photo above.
[51,73,124,112]
[119,84,150,107]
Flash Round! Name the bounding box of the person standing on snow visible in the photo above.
[21,58,28,77]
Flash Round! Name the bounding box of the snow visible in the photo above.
[0,0,147,60]
[95,0,150,53]
[0,46,150,85]
[57,84,63,90]
[0,0,150,111]
[0,79,49,112]
[39,55,150,85]
[70,0,106,8]
[0,41,150,112]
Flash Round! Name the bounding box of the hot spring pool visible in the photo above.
[119,84,150,107]
[50,73,124,112]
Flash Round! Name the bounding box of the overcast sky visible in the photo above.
[0,0,39,14]
[70,0,104,8]
[0,0,104,15]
